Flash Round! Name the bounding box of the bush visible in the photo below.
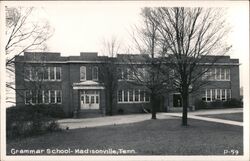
[223,98,243,108]
[117,108,124,115]
[194,100,207,109]
[210,100,223,108]
[6,104,64,140]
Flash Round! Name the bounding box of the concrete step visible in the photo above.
[78,109,103,118]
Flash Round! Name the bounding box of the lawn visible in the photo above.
[199,112,243,122]
[7,118,243,155]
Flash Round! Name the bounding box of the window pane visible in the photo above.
[129,90,133,102]
[226,69,230,80]
[212,89,216,101]
[50,90,55,103]
[210,68,215,80]
[81,95,84,103]
[56,90,62,103]
[25,90,31,104]
[44,67,49,80]
[91,96,95,103]
[38,90,43,103]
[221,68,225,80]
[96,95,99,103]
[31,68,36,80]
[31,90,37,104]
[118,90,122,102]
[124,90,128,102]
[50,67,55,80]
[222,89,226,100]
[86,95,89,103]
[24,67,31,80]
[140,90,144,102]
[135,90,139,101]
[56,67,61,80]
[92,67,98,80]
[44,90,49,103]
[206,89,211,101]
[80,66,86,80]
[117,68,122,79]
[217,89,221,100]
[216,68,220,80]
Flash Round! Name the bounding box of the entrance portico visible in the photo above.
[72,81,105,117]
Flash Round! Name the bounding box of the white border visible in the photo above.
[1,1,249,161]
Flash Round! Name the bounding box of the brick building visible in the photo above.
[15,52,240,117]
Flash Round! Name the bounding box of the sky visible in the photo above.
[35,1,248,88]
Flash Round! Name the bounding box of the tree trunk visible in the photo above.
[151,93,157,119]
[182,89,189,126]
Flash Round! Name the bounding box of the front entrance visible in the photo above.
[80,90,100,109]
[173,94,182,107]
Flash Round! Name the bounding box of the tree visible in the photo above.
[126,8,171,119]
[100,36,121,115]
[147,7,231,125]
[5,7,54,104]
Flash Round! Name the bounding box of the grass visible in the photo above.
[7,118,243,155]
[199,113,243,122]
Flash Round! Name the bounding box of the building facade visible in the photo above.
[15,52,240,117]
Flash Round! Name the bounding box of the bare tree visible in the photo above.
[147,7,231,126]
[126,8,171,119]
[5,7,54,104]
[100,36,121,115]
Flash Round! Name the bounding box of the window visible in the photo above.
[203,68,230,81]
[124,90,128,102]
[44,90,49,103]
[204,89,231,102]
[43,68,49,80]
[117,68,123,80]
[222,89,226,101]
[56,67,61,80]
[24,90,62,104]
[206,89,211,102]
[92,66,98,80]
[129,90,133,102]
[134,90,139,102]
[140,90,145,102]
[25,90,31,104]
[24,67,31,81]
[86,95,89,103]
[91,96,95,103]
[56,90,62,103]
[117,89,150,103]
[50,67,55,80]
[37,90,43,103]
[50,90,55,103]
[80,66,86,81]
[118,90,123,102]
[96,95,99,103]
[225,68,230,80]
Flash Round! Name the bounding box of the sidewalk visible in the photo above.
[58,113,176,129]
[58,108,243,129]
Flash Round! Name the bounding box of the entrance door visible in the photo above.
[80,91,100,109]
[173,94,182,107]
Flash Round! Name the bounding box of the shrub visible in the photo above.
[194,100,207,109]
[223,98,243,108]
[210,100,223,108]
[117,108,124,115]
[6,104,64,140]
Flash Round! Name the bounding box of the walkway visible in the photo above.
[58,108,243,129]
